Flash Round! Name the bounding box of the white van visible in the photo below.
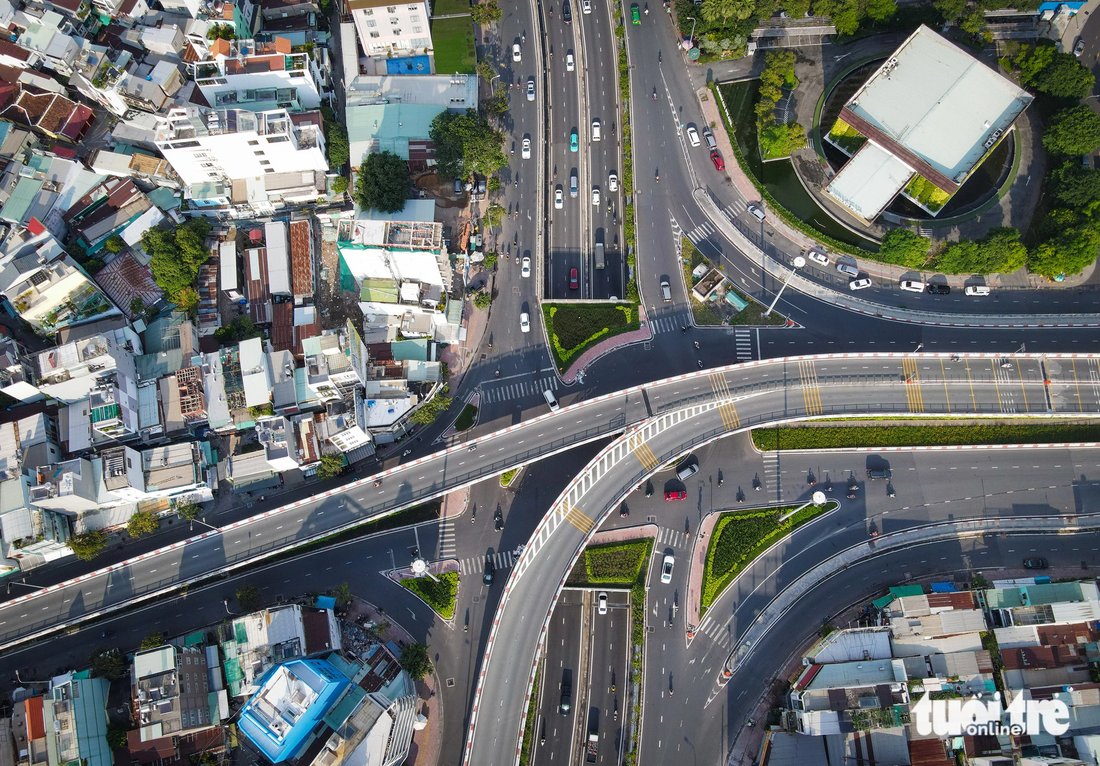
[964,285,991,296]
[899,279,926,293]
[660,279,672,302]
[543,389,560,412]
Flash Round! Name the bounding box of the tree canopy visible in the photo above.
[142,218,211,307]
[214,315,263,345]
[470,0,501,23]
[236,584,263,612]
[176,501,202,521]
[933,227,1027,274]
[355,150,409,213]
[1005,42,1095,99]
[90,648,128,680]
[411,384,452,425]
[429,110,507,182]
[876,229,930,268]
[127,510,159,539]
[399,642,433,680]
[1042,106,1100,156]
[1049,162,1100,207]
[320,105,349,168]
[317,454,345,480]
[67,530,108,561]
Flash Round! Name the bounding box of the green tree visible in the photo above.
[90,648,128,680]
[399,642,433,680]
[877,229,930,268]
[1028,222,1100,278]
[129,297,145,316]
[933,0,966,21]
[206,24,234,40]
[958,7,989,41]
[175,501,202,521]
[332,582,354,611]
[473,290,492,309]
[142,219,211,305]
[863,0,896,23]
[1009,43,1095,98]
[476,60,496,83]
[482,252,498,270]
[411,384,452,425]
[214,314,262,344]
[67,530,109,561]
[127,510,159,538]
[429,110,508,182]
[320,106,349,168]
[1050,162,1100,206]
[331,176,348,195]
[140,632,165,649]
[1043,105,1100,156]
[934,228,1026,274]
[175,286,199,316]
[106,725,129,749]
[104,236,126,254]
[702,0,755,22]
[317,454,345,479]
[483,203,505,230]
[815,0,862,35]
[236,584,263,612]
[355,151,409,213]
[470,0,502,23]
[759,122,807,158]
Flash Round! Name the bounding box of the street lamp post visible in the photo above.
[189,517,220,534]
[764,256,805,317]
[685,16,697,45]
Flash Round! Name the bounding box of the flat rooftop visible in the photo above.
[843,25,1032,187]
[826,141,913,223]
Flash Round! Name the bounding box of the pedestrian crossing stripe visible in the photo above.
[630,438,659,473]
[560,503,595,534]
[798,360,824,416]
[902,358,924,412]
[709,372,731,398]
[458,550,515,575]
[482,376,558,404]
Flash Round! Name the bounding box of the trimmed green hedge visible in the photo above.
[751,423,1100,451]
[543,302,638,372]
[702,501,836,611]
[400,571,459,619]
[454,404,477,431]
[584,540,652,585]
[500,468,519,487]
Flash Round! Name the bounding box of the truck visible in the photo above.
[594,242,605,270]
[585,731,598,763]
[559,671,572,714]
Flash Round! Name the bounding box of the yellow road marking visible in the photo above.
[632,440,659,473]
[718,401,740,430]
[709,372,731,399]
[561,504,595,534]
[902,358,924,412]
[1015,359,1029,412]
[799,360,824,416]
[963,359,977,411]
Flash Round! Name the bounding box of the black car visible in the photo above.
[562,0,572,22]
[483,556,496,584]
[1023,557,1049,570]
[926,283,951,295]
[867,467,891,480]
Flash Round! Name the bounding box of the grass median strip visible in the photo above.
[400,571,458,620]
[519,667,542,766]
[567,540,653,586]
[751,423,1100,452]
[543,303,638,373]
[702,501,837,613]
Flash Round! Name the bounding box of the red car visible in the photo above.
[710,149,725,171]
[568,267,579,290]
[664,489,687,501]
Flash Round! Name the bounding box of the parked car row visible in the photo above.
[797,245,992,296]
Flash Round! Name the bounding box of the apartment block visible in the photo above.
[347,0,431,59]
[190,37,322,112]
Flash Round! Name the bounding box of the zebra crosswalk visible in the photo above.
[480,374,559,405]
[458,549,517,576]
[655,526,690,550]
[684,201,750,245]
[735,329,752,361]
[648,310,693,335]
[437,518,456,560]
[695,613,733,648]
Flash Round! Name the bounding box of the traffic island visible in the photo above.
[543,302,643,375]
[750,422,1100,451]
[697,500,840,618]
[393,566,459,622]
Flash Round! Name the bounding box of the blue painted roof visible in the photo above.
[237,658,351,763]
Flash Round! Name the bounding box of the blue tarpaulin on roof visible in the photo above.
[930,581,956,593]
[315,595,336,610]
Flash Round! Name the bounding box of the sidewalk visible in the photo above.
[684,509,720,637]
[561,305,654,384]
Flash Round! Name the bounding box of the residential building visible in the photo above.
[0,83,94,144]
[0,149,105,234]
[0,234,120,334]
[289,219,314,302]
[256,415,306,472]
[347,0,431,59]
[266,220,292,297]
[190,37,323,112]
[87,147,179,187]
[154,105,328,215]
[42,672,112,766]
[131,644,213,742]
[27,325,142,403]
[62,177,160,255]
[13,10,80,77]
[0,413,60,480]
[102,442,210,502]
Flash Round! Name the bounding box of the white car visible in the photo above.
[848,277,872,291]
[520,312,531,333]
[566,52,575,71]
[660,554,674,584]
[521,137,531,159]
[608,172,618,192]
[806,247,829,266]
[554,186,564,209]
[521,256,531,278]
[592,187,600,206]
[526,79,535,101]
[686,125,701,147]
[582,0,592,13]
[597,591,608,614]
[591,119,601,142]
[512,43,521,62]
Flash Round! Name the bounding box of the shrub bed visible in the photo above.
[500,468,520,487]
[751,423,1100,451]
[702,501,836,611]
[584,540,652,585]
[454,404,478,431]
[400,571,459,619]
[543,303,637,371]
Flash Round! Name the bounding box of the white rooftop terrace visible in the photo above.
[826,141,913,223]
[845,25,1032,183]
